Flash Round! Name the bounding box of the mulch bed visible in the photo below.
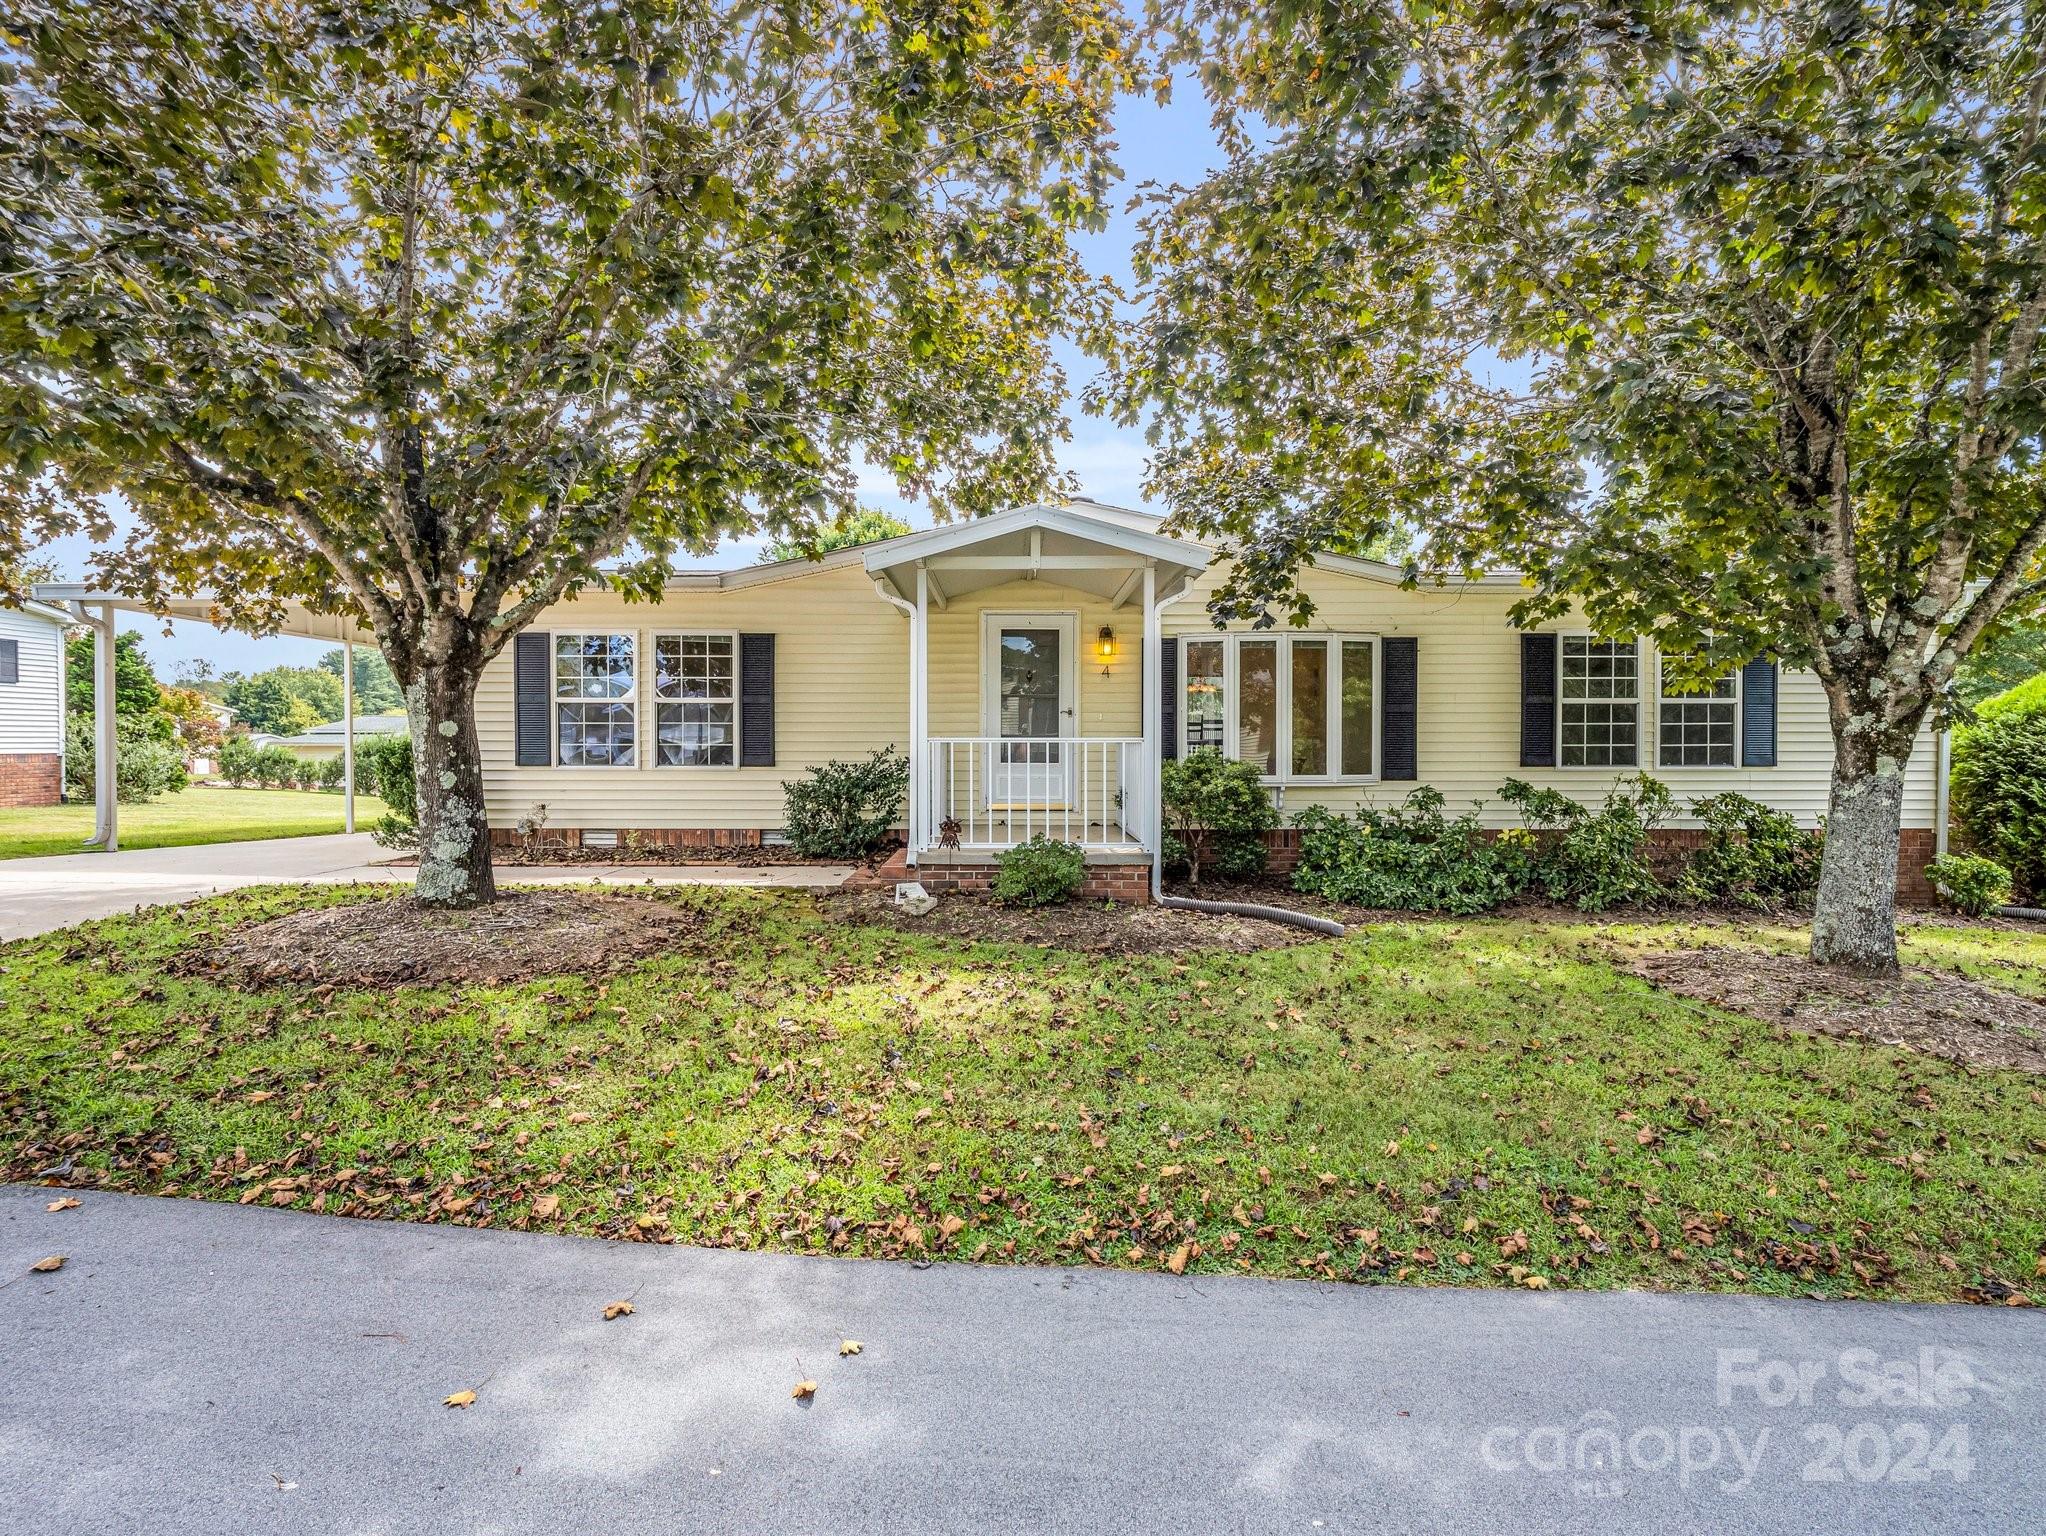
[1630,947,2046,1074]
[819,888,1320,955]
[174,890,709,989]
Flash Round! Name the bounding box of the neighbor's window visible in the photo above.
[654,633,736,767]
[554,633,636,766]
[1180,634,1378,780]
[1658,663,1737,768]
[1184,639,1225,751]
[1559,636,1639,768]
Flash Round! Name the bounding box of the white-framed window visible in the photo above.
[1559,635,1639,768]
[1657,659,1739,768]
[553,632,637,767]
[1178,633,1378,782]
[653,631,737,767]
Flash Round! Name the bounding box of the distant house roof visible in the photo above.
[276,712,408,748]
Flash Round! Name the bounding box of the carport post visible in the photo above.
[342,641,356,834]
[93,606,118,852]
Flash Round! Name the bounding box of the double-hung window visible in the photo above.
[653,632,737,767]
[1180,634,1377,781]
[554,633,637,766]
[1559,636,1639,768]
[1657,662,1738,768]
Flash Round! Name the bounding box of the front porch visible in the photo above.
[864,505,1209,894]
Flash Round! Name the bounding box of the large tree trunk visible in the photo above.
[1809,697,1928,973]
[406,660,495,909]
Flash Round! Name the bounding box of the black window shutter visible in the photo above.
[514,631,551,766]
[1381,636,1418,780]
[1520,633,1558,767]
[739,633,775,766]
[1740,656,1778,767]
[1159,637,1179,760]
[0,638,17,685]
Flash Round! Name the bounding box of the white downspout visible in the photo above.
[872,578,917,860]
[911,563,930,864]
[1142,564,1162,902]
[1934,725,1951,858]
[342,638,357,834]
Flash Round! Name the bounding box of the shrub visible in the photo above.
[252,745,299,788]
[1159,748,1278,884]
[314,755,346,791]
[217,733,259,786]
[1926,854,2013,918]
[991,836,1086,906]
[63,713,189,804]
[1499,774,1671,911]
[1290,789,1511,914]
[357,729,414,808]
[356,729,418,848]
[1679,793,1823,909]
[1950,675,2046,898]
[783,747,907,859]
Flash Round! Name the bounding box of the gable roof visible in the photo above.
[4,596,75,629]
[277,712,409,747]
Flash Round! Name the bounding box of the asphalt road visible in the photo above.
[2,1186,2039,1534]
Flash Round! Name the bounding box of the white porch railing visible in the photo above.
[920,737,1149,852]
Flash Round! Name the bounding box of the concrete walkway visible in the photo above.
[0,834,852,941]
[1,1188,2040,1534]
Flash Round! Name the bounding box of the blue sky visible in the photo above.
[32,81,1229,679]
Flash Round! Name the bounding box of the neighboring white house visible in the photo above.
[0,598,72,808]
[32,499,1946,896]
[274,712,408,761]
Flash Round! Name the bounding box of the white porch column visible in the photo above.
[909,563,930,864]
[93,606,118,852]
[1141,564,1161,899]
[342,640,356,834]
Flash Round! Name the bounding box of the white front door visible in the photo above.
[982,612,1077,807]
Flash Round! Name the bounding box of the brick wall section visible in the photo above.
[908,859,1154,905]
[489,825,763,851]
[0,753,59,808]
[1259,825,1943,906]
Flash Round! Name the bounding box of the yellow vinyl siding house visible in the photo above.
[465,499,1939,896]
[37,499,1939,888]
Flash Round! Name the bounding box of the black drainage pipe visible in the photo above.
[1159,893,1346,938]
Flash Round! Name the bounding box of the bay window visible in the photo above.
[1180,633,1378,782]
[654,632,737,767]
[554,633,637,766]
[1559,635,1639,768]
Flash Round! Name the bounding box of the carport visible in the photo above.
[29,584,373,853]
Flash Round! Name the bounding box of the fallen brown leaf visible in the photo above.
[45,1198,80,1213]
[603,1300,635,1321]
[29,1255,64,1273]
[792,1380,817,1400]
[839,1340,863,1356]
[531,1195,560,1219]
[443,1390,477,1409]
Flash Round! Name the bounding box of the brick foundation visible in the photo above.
[489,825,763,851]
[905,858,1154,904]
[0,753,60,808]
[1259,824,1943,905]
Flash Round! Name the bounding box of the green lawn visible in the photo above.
[0,785,388,860]
[2,886,2041,1304]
